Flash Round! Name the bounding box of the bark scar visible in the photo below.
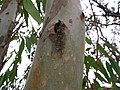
[49,20,67,58]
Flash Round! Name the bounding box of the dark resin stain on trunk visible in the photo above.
[49,20,67,58]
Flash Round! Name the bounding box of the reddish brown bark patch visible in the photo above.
[27,62,42,89]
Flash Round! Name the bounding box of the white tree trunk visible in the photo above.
[24,0,85,90]
[0,0,17,70]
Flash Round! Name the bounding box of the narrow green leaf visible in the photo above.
[97,44,107,55]
[42,0,46,12]
[31,34,37,45]
[9,65,17,83]
[18,38,25,55]
[86,37,92,44]
[0,74,4,86]
[87,55,96,68]
[23,0,42,24]
[16,38,25,63]
[106,62,117,83]
[104,40,113,49]
[97,72,107,82]
[26,36,31,53]
[36,0,41,12]
[109,59,120,76]
[3,69,11,85]
[97,60,110,82]
[23,7,29,26]
[82,77,86,90]
[101,38,120,55]
[106,62,114,78]
[85,55,95,74]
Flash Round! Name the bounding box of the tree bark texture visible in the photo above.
[24,0,85,90]
[0,0,18,71]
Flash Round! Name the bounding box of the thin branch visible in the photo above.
[92,0,120,18]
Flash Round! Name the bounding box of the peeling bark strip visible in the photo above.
[49,20,67,58]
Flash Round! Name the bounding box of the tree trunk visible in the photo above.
[0,0,18,71]
[24,0,85,90]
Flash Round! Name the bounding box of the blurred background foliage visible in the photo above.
[0,0,120,90]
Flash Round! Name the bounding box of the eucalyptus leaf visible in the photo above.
[97,60,110,82]
[97,72,107,82]
[106,62,113,77]
[26,36,32,53]
[23,0,42,24]
[86,37,92,44]
[109,59,120,76]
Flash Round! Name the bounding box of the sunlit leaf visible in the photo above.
[23,0,42,24]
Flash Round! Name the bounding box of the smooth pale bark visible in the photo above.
[0,0,17,70]
[24,0,85,90]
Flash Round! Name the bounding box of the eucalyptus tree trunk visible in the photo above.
[24,0,85,90]
[0,0,18,71]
